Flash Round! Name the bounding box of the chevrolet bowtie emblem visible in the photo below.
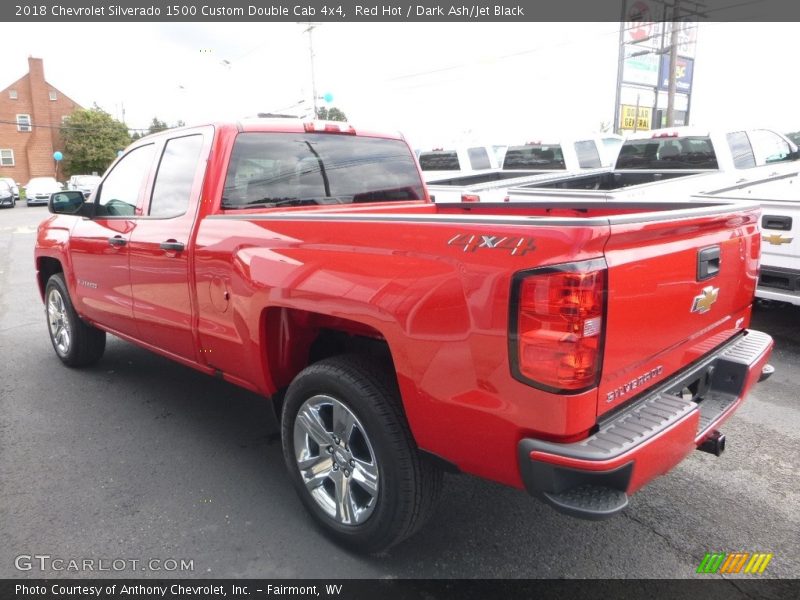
[691,286,719,314]
[762,233,793,245]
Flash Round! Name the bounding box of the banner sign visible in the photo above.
[658,56,695,93]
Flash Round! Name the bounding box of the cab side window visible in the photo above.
[149,135,204,218]
[95,144,155,217]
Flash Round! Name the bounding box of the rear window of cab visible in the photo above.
[222,133,425,208]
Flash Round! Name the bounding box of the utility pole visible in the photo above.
[612,0,627,135]
[302,23,320,119]
[666,0,681,127]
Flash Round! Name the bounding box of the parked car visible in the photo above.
[0,177,20,201]
[25,177,62,206]
[67,175,101,198]
[0,180,14,208]
[36,118,773,553]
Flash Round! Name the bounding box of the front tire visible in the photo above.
[45,273,106,367]
[281,355,442,553]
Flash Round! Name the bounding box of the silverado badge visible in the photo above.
[691,286,719,314]
[762,234,793,246]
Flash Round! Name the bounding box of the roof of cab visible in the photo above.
[130,118,405,143]
[240,118,406,140]
[626,126,712,140]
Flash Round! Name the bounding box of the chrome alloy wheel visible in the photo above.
[293,394,380,525]
[47,288,72,356]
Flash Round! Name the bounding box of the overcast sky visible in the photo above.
[3,22,798,150]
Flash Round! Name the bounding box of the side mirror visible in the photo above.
[49,191,92,216]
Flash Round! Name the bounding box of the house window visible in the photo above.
[9,90,18,99]
[49,91,57,101]
[17,114,32,132]
[0,149,14,167]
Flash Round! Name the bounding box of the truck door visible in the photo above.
[68,143,156,336]
[128,131,210,361]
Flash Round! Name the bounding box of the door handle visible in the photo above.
[160,240,185,252]
[108,236,126,247]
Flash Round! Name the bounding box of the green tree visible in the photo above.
[60,105,131,176]
[316,106,348,122]
[131,118,184,141]
[147,117,169,135]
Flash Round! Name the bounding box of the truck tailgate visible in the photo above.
[598,205,761,416]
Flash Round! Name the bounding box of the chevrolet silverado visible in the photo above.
[35,119,774,552]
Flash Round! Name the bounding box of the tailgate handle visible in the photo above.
[697,246,720,281]
[762,215,792,231]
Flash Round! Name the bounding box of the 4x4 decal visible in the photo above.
[447,233,536,256]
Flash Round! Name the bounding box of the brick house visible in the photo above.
[0,57,83,185]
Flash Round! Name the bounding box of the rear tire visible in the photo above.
[45,273,106,367]
[281,354,442,553]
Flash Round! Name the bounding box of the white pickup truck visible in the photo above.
[416,145,503,182]
[426,134,623,203]
[507,127,800,203]
[694,171,800,306]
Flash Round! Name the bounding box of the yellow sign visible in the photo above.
[620,104,652,131]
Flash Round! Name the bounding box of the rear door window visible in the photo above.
[149,134,204,218]
[467,147,491,170]
[726,131,756,169]
[574,140,602,168]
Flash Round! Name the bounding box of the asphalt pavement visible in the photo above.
[1,204,798,583]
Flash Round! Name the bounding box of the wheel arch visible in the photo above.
[261,306,397,417]
[36,256,64,302]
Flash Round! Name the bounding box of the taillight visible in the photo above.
[462,194,480,203]
[509,259,606,393]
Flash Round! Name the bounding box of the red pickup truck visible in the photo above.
[35,120,774,553]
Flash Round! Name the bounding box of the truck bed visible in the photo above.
[518,170,699,191]
[426,169,564,187]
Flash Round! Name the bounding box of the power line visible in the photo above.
[0,118,155,134]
